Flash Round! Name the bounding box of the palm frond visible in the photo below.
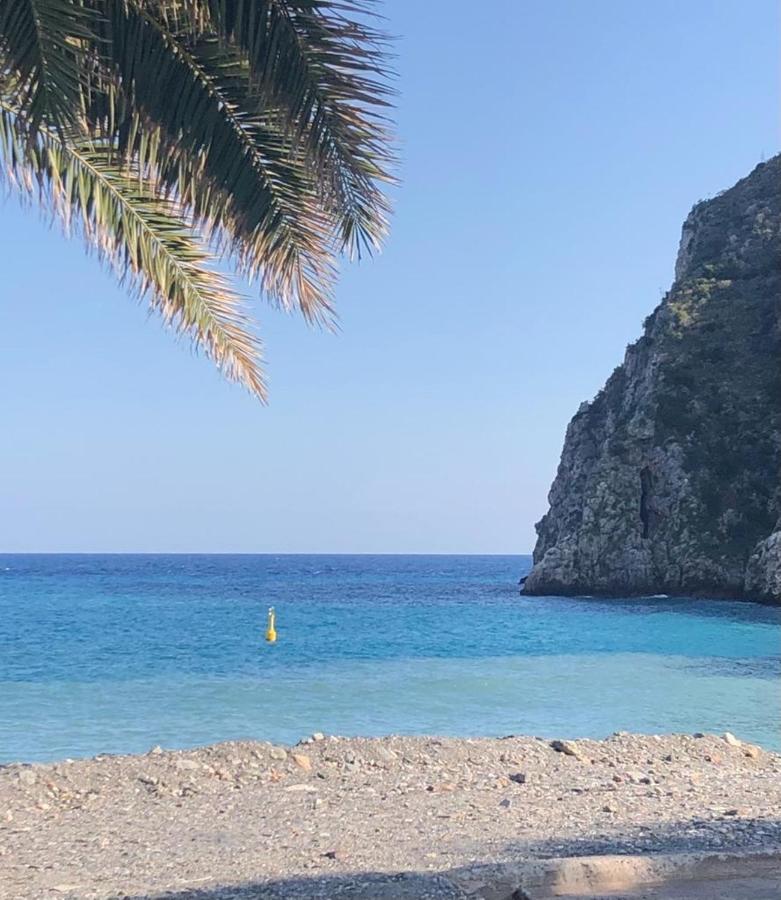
[100,0,337,323]
[192,0,396,257]
[0,0,397,399]
[0,0,96,134]
[0,96,267,399]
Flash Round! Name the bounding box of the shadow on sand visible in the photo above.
[121,817,781,900]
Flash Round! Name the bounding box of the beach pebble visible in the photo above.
[375,746,397,764]
[550,740,583,759]
[292,753,312,772]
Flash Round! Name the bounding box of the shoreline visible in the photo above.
[2,731,780,899]
[4,725,781,769]
[520,584,781,605]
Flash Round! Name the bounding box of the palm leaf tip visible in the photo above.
[157,265,269,403]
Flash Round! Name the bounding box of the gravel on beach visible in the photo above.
[1,732,780,899]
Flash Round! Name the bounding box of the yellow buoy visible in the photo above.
[265,606,277,643]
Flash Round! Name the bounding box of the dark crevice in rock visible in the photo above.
[640,466,654,539]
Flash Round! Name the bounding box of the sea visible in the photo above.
[1,554,779,763]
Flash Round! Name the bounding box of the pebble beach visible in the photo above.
[2,731,780,899]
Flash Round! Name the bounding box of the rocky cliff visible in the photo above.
[524,156,781,603]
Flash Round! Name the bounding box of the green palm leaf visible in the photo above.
[0,0,395,398]
[101,5,337,323]
[0,98,267,399]
[0,0,96,134]
[190,0,396,257]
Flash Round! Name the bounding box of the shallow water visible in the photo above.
[1,554,778,762]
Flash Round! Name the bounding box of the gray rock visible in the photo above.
[744,526,781,602]
[375,746,398,764]
[522,156,781,604]
[550,740,583,759]
[17,769,37,787]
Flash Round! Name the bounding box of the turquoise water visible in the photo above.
[1,554,779,762]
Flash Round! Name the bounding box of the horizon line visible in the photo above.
[0,550,532,557]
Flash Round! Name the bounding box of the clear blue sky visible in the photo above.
[0,0,778,554]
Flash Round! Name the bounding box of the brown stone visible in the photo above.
[291,754,312,772]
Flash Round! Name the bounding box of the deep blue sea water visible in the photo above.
[1,554,779,763]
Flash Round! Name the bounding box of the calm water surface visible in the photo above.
[1,554,779,762]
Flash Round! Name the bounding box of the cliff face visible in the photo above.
[524,157,781,603]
